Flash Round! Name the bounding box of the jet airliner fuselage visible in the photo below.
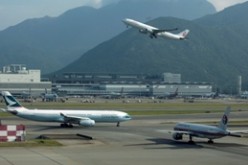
[122,18,189,40]
[167,107,247,143]
[2,91,131,127]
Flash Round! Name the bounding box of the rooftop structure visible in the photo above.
[0,64,51,96]
[0,64,40,83]
[51,72,212,97]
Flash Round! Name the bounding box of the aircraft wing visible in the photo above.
[60,113,91,124]
[228,130,248,137]
[0,108,7,112]
[170,130,192,135]
[160,130,192,135]
[152,28,178,34]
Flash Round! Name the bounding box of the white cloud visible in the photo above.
[86,0,105,8]
[208,0,248,11]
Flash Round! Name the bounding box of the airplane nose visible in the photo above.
[122,19,128,23]
[122,18,130,24]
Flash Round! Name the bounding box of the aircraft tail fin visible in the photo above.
[218,106,231,131]
[175,88,179,95]
[178,29,190,39]
[1,91,22,108]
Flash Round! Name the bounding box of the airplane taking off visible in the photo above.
[1,91,131,127]
[167,107,247,143]
[122,18,190,40]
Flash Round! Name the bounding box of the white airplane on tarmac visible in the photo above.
[166,107,248,143]
[1,91,131,127]
[122,18,190,40]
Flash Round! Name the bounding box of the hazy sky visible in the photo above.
[0,0,247,30]
[208,0,247,10]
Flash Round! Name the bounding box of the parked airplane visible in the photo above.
[157,88,179,99]
[101,88,126,99]
[167,107,247,143]
[122,18,190,40]
[1,91,131,127]
[41,93,58,102]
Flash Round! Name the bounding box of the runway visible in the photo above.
[0,111,248,165]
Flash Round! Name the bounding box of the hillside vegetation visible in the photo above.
[0,0,215,73]
[56,2,248,93]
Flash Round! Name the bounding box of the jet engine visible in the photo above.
[172,133,183,140]
[79,119,95,127]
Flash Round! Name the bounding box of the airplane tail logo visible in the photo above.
[218,106,231,130]
[179,29,190,39]
[1,91,22,108]
[222,114,228,125]
[175,88,179,95]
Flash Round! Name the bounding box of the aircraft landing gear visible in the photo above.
[60,123,66,127]
[60,123,73,128]
[208,139,214,144]
[149,34,157,39]
[188,135,195,144]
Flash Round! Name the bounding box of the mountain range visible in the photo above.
[56,2,248,93]
[1,0,248,93]
[0,0,215,73]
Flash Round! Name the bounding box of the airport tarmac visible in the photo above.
[0,111,248,165]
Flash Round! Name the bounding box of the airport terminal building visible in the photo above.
[0,65,212,97]
[0,64,51,96]
[51,72,213,97]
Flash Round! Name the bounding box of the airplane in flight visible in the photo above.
[166,107,247,143]
[122,18,190,40]
[1,91,131,127]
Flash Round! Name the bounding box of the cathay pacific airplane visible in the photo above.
[166,107,247,143]
[122,18,190,40]
[1,91,131,127]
